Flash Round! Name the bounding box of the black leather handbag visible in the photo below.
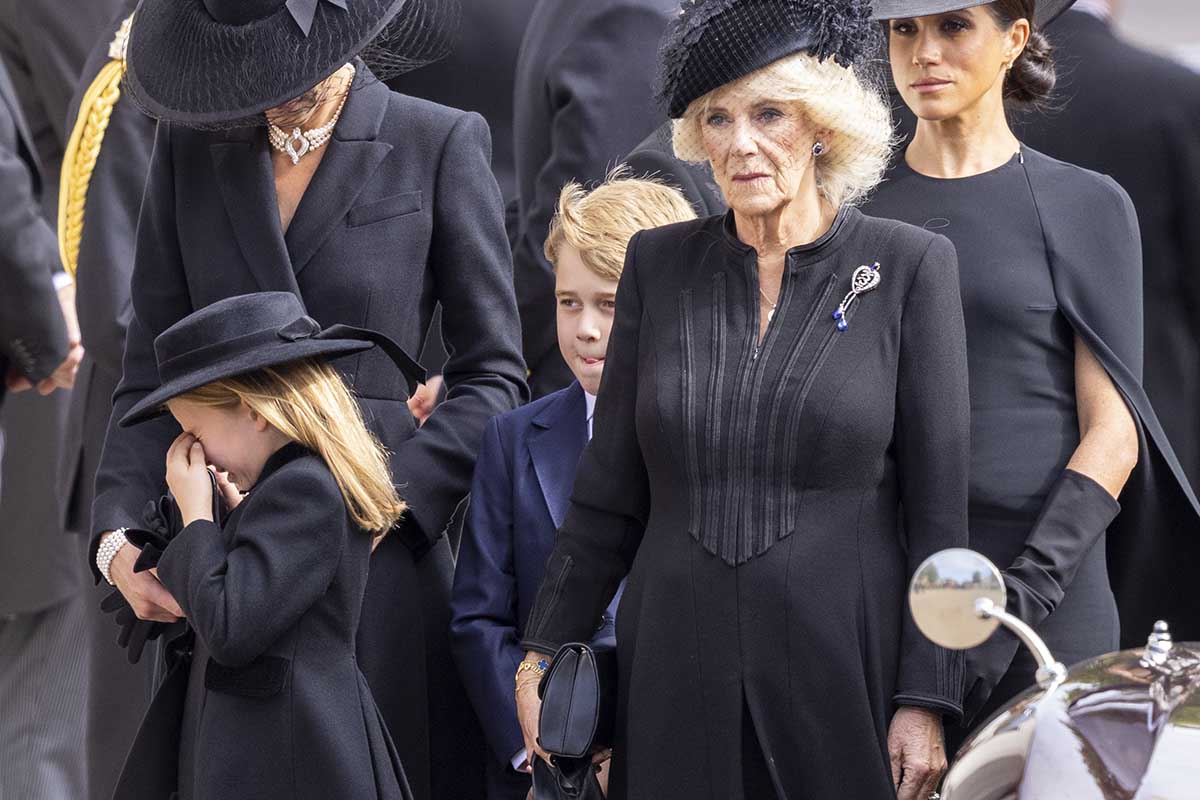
[537,642,618,758]
[532,642,617,800]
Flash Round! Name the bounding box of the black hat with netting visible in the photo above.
[124,0,458,127]
[657,0,880,119]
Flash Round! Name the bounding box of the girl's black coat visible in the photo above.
[90,65,527,797]
[115,444,410,800]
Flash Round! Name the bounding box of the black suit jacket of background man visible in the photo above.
[511,0,677,397]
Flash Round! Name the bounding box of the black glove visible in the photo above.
[532,756,604,800]
[98,471,223,663]
[963,469,1120,722]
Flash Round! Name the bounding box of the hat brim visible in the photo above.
[124,0,407,126]
[869,0,1076,27]
[119,339,373,428]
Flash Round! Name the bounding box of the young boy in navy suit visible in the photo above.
[450,172,695,799]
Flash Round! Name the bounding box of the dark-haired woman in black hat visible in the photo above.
[513,2,972,798]
[113,292,420,800]
[86,2,527,797]
[864,0,1200,743]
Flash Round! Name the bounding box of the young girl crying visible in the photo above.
[111,292,423,800]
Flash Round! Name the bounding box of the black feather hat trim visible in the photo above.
[657,0,878,118]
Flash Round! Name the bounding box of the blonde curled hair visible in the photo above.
[544,167,698,280]
[671,51,895,208]
[174,359,405,536]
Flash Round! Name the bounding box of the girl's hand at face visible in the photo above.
[166,432,216,525]
[213,469,244,511]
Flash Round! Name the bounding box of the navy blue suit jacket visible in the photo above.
[451,380,620,767]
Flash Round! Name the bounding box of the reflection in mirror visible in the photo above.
[909,548,1006,650]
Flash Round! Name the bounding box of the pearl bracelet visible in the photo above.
[96,527,129,585]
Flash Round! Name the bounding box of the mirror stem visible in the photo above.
[975,598,1067,688]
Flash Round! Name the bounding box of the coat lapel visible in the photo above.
[209,130,300,297]
[528,382,588,530]
[285,65,394,276]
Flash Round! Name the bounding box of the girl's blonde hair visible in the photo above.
[671,51,895,208]
[544,167,698,281]
[175,358,405,536]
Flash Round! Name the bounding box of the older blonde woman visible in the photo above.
[513,2,971,798]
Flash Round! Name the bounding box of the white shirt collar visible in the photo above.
[584,391,597,439]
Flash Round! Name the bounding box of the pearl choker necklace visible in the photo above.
[267,64,355,165]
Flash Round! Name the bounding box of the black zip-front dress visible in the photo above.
[522,208,971,799]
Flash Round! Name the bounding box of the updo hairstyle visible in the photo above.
[987,0,1056,107]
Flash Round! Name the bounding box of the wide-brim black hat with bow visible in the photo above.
[120,292,425,427]
[124,0,450,126]
[869,0,1077,26]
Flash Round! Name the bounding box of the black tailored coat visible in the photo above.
[90,68,527,800]
[115,444,411,800]
[624,122,727,218]
[0,60,74,618]
[1015,11,1200,500]
[522,209,971,799]
[512,0,677,397]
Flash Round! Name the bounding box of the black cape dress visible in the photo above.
[865,147,1200,652]
[522,208,971,799]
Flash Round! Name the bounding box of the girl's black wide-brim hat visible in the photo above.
[657,0,881,119]
[120,292,425,427]
[869,0,1077,26]
[125,0,445,126]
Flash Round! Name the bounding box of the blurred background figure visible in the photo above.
[512,0,678,397]
[389,0,538,204]
[391,0,539,442]
[0,1,120,797]
[1016,0,1200,501]
[0,54,79,799]
[624,121,728,218]
[56,3,160,799]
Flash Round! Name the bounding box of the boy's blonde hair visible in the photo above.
[544,167,698,281]
[175,359,405,536]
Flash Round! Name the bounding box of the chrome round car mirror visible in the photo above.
[909,548,1006,650]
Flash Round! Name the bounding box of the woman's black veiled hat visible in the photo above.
[869,0,1077,26]
[124,0,453,126]
[120,292,425,427]
[657,0,880,119]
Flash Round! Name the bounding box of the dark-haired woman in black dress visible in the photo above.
[866,0,1200,740]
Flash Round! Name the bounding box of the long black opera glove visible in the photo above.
[963,469,1120,723]
[100,472,221,663]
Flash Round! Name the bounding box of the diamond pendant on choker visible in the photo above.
[267,63,355,165]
